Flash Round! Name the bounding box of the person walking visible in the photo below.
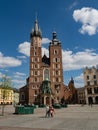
[45,104,50,117]
[49,106,55,117]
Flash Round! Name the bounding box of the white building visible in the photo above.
[84,66,98,104]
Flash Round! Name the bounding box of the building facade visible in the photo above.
[77,87,86,104]
[0,87,13,105]
[19,19,65,105]
[64,78,77,104]
[84,66,98,104]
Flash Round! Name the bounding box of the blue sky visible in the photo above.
[0,0,98,88]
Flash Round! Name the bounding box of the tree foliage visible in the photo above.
[0,75,12,89]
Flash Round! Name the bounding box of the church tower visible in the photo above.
[28,19,43,104]
[49,32,64,103]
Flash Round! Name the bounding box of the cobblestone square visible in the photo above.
[0,105,98,130]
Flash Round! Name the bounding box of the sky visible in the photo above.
[0,0,98,89]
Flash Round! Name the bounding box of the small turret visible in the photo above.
[50,31,61,45]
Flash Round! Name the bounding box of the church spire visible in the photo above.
[30,18,42,39]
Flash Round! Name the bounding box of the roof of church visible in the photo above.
[42,54,50,66]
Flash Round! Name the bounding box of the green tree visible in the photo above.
[0,75,13,116]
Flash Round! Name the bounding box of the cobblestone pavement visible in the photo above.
[0,105,98,130]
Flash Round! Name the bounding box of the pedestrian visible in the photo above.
[45,104,50,117]
[49,106,55,117]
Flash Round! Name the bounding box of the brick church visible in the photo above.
[19,19,77,105]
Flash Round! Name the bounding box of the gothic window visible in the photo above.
[34,51,37,56]
[35,90,37,95]
[54,49,58,55]
[21,93,25,101]
[34,57,37,62]
[55,58,60,62]
[35,77,37,82]
[34,64,37,68]
[56,70,58,75]
[56,58,57,62]
[56,64,58,68]
[35,71,38,75]
[56,78,58,82]
[43,69,50,80]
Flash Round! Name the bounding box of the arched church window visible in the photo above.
[43,69,50,80]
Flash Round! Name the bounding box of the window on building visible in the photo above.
[34,51,37,56]
[34,57,37,62]
[34,64,37,68]
[54,49,58,55]
[56,70,58,75]
[87,81,90,86]
[93,75,96,79]
[87,75,89,80]
[35,77,37,82]
[35,90,37,95]
[87,88,92,94]
[21,93,25,101]
[94,87,98,94]
[43,69,50,80]
[94,80,97,85]
[56,64,58,68]
[35,71,38,75]
[56,78,58,82]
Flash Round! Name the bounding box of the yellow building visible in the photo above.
[0,87,13,105]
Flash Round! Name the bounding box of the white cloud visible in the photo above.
[12,79,26,88]
[0,52,21,68]
[17,42,98,72]
[18,41,49,57]
[18,41,30,56]
[73,7,98,35]
[14,72,26,78]
[74,73,84,88]
[42,38,51,44]
[42,47,49,57]
[62,49,98,71]
[17,56,26,59]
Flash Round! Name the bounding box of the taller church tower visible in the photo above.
[28,19,43,103]
[19,19,65,105]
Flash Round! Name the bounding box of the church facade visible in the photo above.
[19,19,77,105]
